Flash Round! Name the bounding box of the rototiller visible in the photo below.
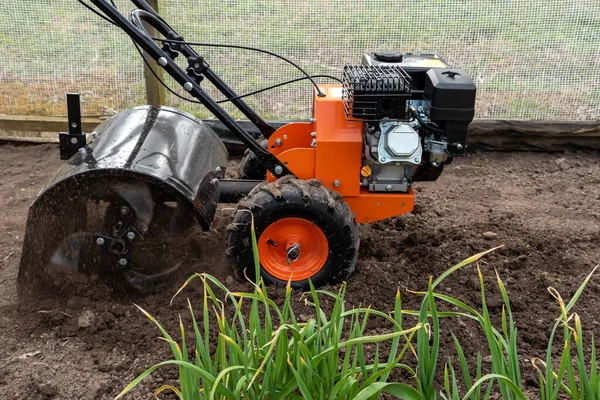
[18,0,476,294]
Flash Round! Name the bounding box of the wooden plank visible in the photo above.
[142,0,166,106]
[1,115,599,152]
[0,114,101,133]
[468,120,600,151]
[0,135,59,143]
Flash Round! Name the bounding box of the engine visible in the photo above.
[342,51,476,193]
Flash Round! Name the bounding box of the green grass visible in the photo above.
[116,272,423,399]
[116,237,599,399]
[116,216,423,399]
[2,0,599,119]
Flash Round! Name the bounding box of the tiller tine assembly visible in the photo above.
[18,106,228,295]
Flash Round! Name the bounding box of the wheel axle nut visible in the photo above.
[286,243,301,264]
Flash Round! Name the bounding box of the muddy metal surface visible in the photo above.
[0,143,599,399]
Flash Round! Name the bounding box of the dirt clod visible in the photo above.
[0,144,599,399]
[77,310,96,329]
[482,231,499,239]
[555,157,571,170]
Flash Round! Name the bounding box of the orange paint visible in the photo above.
[314,85,363,196]
[267,122,314,157]
[344,188,415,223]
[267,148,316,181]
[258,217,329,281]
[264,84,416,224]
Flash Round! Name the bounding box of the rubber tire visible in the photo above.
[227,177,359,289]
[239,139,268,180]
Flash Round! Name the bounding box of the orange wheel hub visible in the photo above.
[257,217,329,281]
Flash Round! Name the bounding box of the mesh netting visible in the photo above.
[2,0,599,120]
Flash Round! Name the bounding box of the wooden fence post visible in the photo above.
[143,0,166,106]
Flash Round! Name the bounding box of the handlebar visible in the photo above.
[85,0,293,178]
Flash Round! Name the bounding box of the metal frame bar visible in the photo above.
[88,0,292,178]
[59,93,86,159]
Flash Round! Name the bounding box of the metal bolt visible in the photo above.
[118,258,128,267]
[215,166,222,173]
[286,243,301,264]
[333,180,341,188]
[283,134,288,139]
[310,139,317,148]
[78,147,86,154]
[310,132,317,138]
[70,137,78,144]
[386,185,393,191]
[275,138,282,146]
[381,156,387,162]
[158,57,168,66]
[126,232,135,240]
[120,206,129,216]
[456,143,464,150]
[194,62,201,69]
[184,82,193,91]
[431,162,439,167]
[274,165,283,175]
[211,178,219,185]
[414,158,420,163]
[91,132,98,138]
[71,122,78,128]
[96,237,105,246]
[309,118,316,123]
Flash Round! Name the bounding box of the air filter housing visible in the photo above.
[342,65,412,121]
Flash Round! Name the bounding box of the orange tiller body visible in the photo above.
[267,84,415,223]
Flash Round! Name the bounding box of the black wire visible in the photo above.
[135,41,340,105]
[410,106,445,134]
[133,42,202,104]
[76,1,189,106]
[76,0,117,26]
[152,37,327,97]
[215,75,342,104]
[78,0,341,104]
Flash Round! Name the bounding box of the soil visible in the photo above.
[0,142,599,400]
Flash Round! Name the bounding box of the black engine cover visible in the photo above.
[424,69,476,155]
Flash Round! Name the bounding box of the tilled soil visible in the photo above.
[0,143,599,399]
